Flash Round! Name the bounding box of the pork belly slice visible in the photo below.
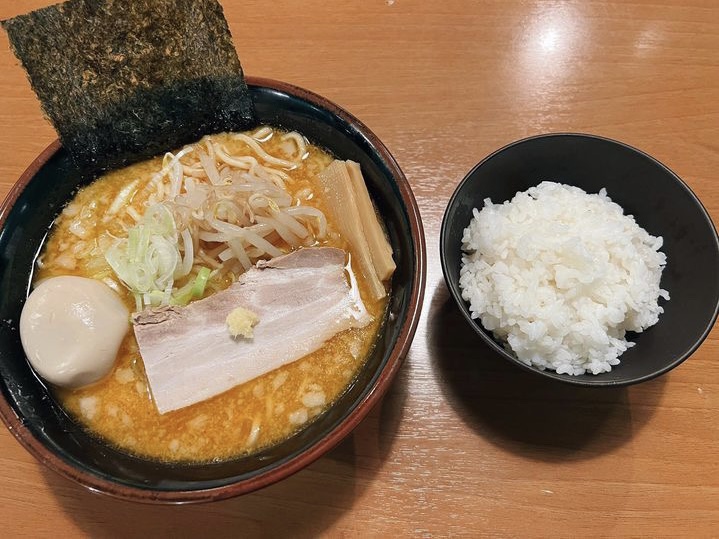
[132,247,372,414]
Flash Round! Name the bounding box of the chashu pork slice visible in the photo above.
[133,247,372,414]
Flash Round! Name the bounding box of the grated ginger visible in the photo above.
[226,306,259,339]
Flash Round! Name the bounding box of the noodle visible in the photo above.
[32,127,391,463]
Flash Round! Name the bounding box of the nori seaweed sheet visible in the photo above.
[2,0,256,175]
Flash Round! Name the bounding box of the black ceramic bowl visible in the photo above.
[0,77,426,503]
[441,133,719,386]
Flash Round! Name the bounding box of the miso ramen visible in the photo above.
[33,127,391,463]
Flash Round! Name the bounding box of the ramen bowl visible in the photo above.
[440,133,719,386]
[0,77,426,502]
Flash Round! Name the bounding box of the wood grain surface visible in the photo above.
[1,1,718,537]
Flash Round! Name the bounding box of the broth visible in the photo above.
[36,129,388,462]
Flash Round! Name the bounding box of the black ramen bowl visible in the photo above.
[0,77,425,502]
[440,133,719,387]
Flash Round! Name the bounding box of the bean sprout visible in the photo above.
[105,127,328,309]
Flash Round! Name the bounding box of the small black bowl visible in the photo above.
[440,133,719,386]
[0,77,426,502]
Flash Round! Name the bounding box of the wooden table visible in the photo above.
[1,0,717,536]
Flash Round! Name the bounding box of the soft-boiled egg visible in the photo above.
[20,276,129,388]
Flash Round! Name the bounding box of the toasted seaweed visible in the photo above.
[2,0,256,175]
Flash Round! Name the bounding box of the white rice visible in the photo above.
[459,181,669,375]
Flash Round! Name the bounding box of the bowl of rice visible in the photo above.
[440,133,719,386]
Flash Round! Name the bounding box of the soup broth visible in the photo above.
[36,129,388,462]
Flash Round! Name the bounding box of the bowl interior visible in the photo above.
[441,134,719,386]
[0,80,423,499]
